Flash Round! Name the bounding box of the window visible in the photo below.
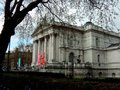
[98,72,102,77]
[112,73,116,78]
[96,37,99,48]
[77,55,81,63]
[97,55,101,66]
[69,52,74,62]
[86,72,91,78]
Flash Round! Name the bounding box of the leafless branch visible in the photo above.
[15,0,24,13]
[5,0,13,19]
[10,0,18,14]
[42,3,64,22]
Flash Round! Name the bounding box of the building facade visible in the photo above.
[31,22,120,78]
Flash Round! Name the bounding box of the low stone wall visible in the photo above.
[12,63,120,78]
[36,66,120,78]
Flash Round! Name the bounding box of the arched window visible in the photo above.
[97,55,100,66]
[69,52,74,78]
[86,72,91,78]
[112,73,116,78]
[77,55,81,63]
[96,37,99,48]
[69,52,74,62]
[98,72,102,77]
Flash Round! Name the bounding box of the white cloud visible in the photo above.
[0,13,4,33]
[1,2,120,52]
[6,35,19,52]
[68,8,76,15]
[29,8,36,18]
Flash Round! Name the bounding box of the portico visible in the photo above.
[32,32,57,66]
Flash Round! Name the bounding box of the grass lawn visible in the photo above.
[0,72,120,90]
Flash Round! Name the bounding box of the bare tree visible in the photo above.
[16,14,34,50]
[0,0,119,71]
[0,0,49,71]
[16,0,120,49]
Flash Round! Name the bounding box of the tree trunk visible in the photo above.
[0,24,15,71]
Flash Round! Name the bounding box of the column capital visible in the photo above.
[34,40,38,43]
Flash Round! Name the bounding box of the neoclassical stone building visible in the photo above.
[31,21,120,78]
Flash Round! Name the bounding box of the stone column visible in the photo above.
[32,42,36,66]
[32,40,38,66]
[44,37,47,61]
[58,33,61,62]
[51,34,55,61]
[59,33,62,62]
[35,40,38,65]
[38,39,41,54]
[42,38,44,52]
[36,39,40,66]
[49,34,52,63]
[46,36,49,62]
[40,39,42,52]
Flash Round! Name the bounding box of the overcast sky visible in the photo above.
[0,1,120,51]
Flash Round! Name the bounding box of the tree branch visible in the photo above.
[15,0,24,13]
[14,0,49,25]
[10,0,18,14]
[21,0,50,13]
[41,0,49,3]
[42,3,64,22]
[5,0,13,19]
